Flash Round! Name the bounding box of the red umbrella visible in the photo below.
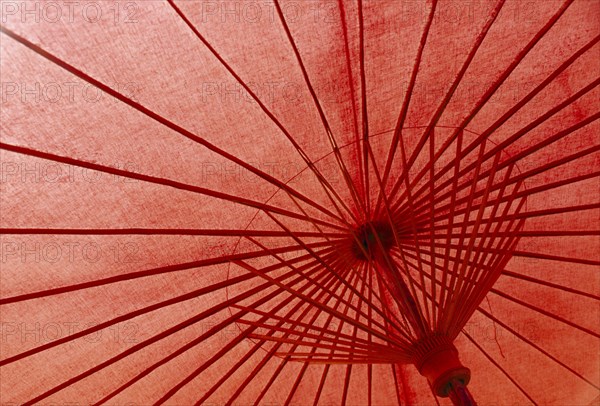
[1,0,598,404]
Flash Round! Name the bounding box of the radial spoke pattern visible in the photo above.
[0,0,598,404]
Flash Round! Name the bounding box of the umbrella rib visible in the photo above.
[391,75,600,217]
[342,262,371,406]
[218,263,353,406]
[444,147,506,326]
[377,0,437,207]
[412,199,600,236]
[0,227,345,238]
[399,32,600,210]
[257,214,410,336]
[0,241,330,305]
[500,270,600,301]
[398,112,600,227]
[337,0,366,204]
[236,264,356,405]
[386,0,506,210]
[165,0,354,228]
[234,258,404,348]
[239,238,406,343]
[0,249,329,367]
[463,331,538,405]
[490,289,600,338]
[231,251,364,406]
[22,253,331,405]
[288,264,369,405]
[411,230,600,238]
[387,0,577,210]
[150,263,342,405]
[98,253,345,406]
[355,0,371,215]
[0,142,346,232]
[0,25,346,227]
[476,307,600,390]
[273,0,366,223]
[280,267,364,405]
[438,141,490,330]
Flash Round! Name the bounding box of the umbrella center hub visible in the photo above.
[351,221,394,260]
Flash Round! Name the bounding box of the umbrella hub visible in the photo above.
[411,335,476,405]
[351,220,394,260]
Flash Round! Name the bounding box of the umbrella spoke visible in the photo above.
[463,331,537,404]
[273,0,366,224]
[337,0,366,206]
[0,241,330,305]
[22,251,334,405]
[0,227,345,238]
[234,259,404,348]
[397,114,600,231]
[0,248,330,368]
[256,214,410,337]
[386,0,507,212]
[411,200,600,236]
[216,257,357,406]
[0,142,346,232]
[97,252,346,405]
[386,0,577,213]
[476,307,600,390]
[490,289,600,338]
[391,32,600,216]
[0,25,347,228]
[391,77,600,218]
[500,271,600,301]
[166,0,355,228]
[377,0,437,210]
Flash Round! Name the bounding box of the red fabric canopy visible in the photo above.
[1,0,598,404]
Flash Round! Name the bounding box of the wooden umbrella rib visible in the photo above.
[0,241,332,305]
[391,70,600,218]
[463,331,537,405]
[476,307,600,390]
[0,25,346,227]
[500,271,600,301]
[490,289,600,338]
[95,257,346,405]
[0,249,329,368]
[257,214,408,335]
[403,33,600,206]
[388,0,577,210]
[273,0,365,222]
[0,227,345,238]
[165,0,353,228]
[23,257,333,405]
[386,0,507,209]
[357,0,371,214]
[222,258,357,406]
[153,264,342,406]
[0,141,346,232]
[198,257,351,406]
[337,0,365,203]
[377,0,438,206]
[238,259,365,406]
[256,263,362,406]
[402,121,600,229]
[411,200,600,236]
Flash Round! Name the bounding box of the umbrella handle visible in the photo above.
[447,378,478,406]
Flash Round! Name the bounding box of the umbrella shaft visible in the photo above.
[448,379,477,406]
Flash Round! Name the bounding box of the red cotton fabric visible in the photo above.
[0,0,598,405]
